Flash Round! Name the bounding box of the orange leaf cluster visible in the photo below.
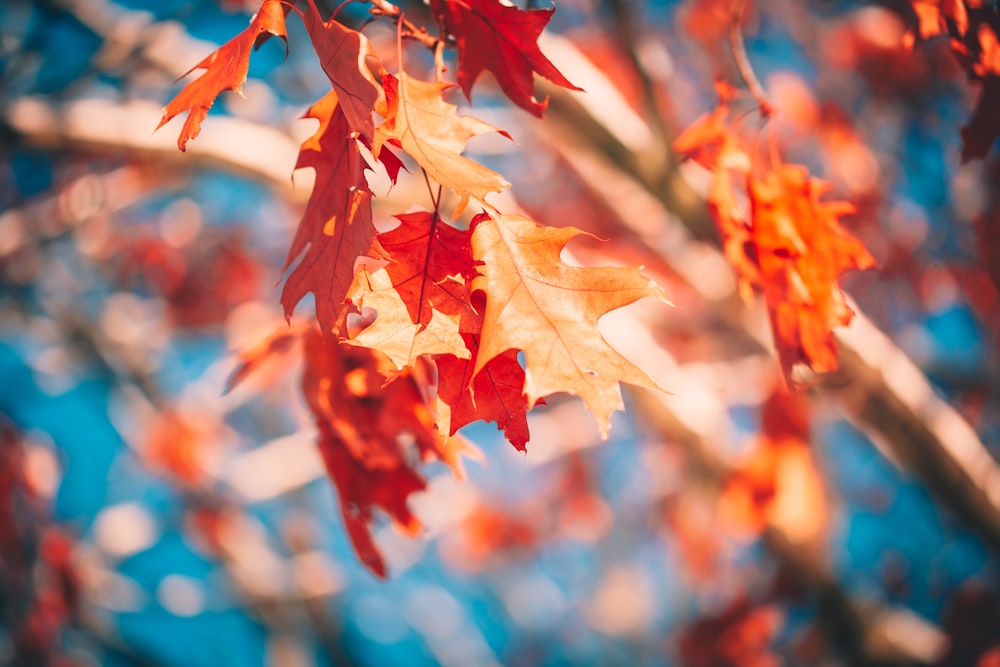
[165,0,659,575]
[902,0,1000,160]
[674,85,874,381]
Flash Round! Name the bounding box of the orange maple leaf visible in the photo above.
[281,92,385,334]
[428,0,581,116]
[373,72,511,216]
[469,213,665,437]
[158,0,288,150]
[719,386,828,547]
[348,211,479,369]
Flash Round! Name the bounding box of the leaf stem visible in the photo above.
[369,0,440,50]
[729,0,772,117]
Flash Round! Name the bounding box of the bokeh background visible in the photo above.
[2,0,1000,665]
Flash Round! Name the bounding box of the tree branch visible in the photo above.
[729,0,772,116]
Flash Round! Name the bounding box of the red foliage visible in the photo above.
[428,0,581,116]
[678,596,781,667]
[301,331,469,577]
[0,421,79,665]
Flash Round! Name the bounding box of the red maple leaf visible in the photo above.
[281,92,385,334]
[301,0,380,139]
[348,211,480,369]
[429,0,581,116]
[158,0,288,150]
[437,339,531,451]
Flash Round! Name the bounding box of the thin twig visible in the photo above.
[434,39,447,81]
[370,0,441,50]
[729,0,772,116]
[604,0,673,144]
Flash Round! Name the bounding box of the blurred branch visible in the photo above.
[830,311,1000,551]
[628,380,946,666]
[46,0,218,79]
[1,97,304,194]
[602,0,676,152]
[728,0,771,115]
[537,34,718,240]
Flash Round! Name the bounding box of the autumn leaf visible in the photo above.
[301,0,379,139]
[749,164,875,379]
[429,0,580,116]
[373,72,511,216]
[348,211,479,369]
[145,409,210,485]
[224,323,309,394]
[158,0,288,150]
[281,92,384,334]
[470,213,665,437]
[437,340,531,451]
[719,386,827,546]
[675,88,874,378]
[302,331,469,577]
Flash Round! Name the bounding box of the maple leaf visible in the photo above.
[281,92,384,334]
[748,164,875,379]
[437,340,531,451]
[301,0,380,139]
[302,331,469,577]
[373,72,511,216]
[348,211,479,369]
[158,0,288,151]
[428,0,581,116]
[469,213,665,437]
